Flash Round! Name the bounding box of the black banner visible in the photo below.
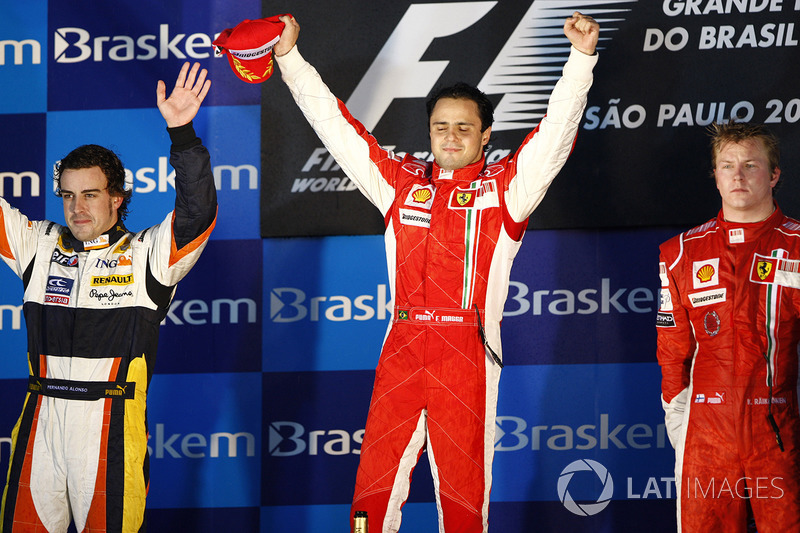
[261,0,800,237]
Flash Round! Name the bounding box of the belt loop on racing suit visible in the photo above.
[475,304,503,368]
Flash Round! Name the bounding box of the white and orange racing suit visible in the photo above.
[0,124,216,533]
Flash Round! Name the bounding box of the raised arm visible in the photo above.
[274,15,398,215]
[505,11,599,222]
[151,62,217,280]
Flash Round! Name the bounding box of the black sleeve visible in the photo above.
[168,122,217,250]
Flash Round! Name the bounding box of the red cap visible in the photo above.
[213,15,288,83]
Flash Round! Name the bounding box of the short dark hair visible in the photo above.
[709,121,780,173]
[426,82,494,133]
[55,144,132,221]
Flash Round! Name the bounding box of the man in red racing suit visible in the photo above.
[657,122,800,532]
[0,62,215,533]
[275,12,599,533]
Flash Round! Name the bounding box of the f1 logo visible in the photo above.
[345,2,497,131]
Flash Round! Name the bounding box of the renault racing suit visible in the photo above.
[0,124,217,533]
[657,206,800,533]
[278,45,596,532]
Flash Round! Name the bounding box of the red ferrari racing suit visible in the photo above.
[278,46,596,532]
[657,206,800,533]
[0,124,217,533]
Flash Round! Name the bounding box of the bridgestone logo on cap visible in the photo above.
[230,35,280,60]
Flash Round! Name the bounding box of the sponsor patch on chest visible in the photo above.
[447,179,499,211]
[688,288,726,307]
[51,249,78,267]
[399,209,431,228]
[45,276,74,306]
[404,184,435,210]
[728,228,745,244]
[692,258,719,289]
[91,273,134,286]
[749,254,800,288]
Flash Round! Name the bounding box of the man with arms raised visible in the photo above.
[274,12,599,532]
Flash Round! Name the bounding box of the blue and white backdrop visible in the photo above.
[2,1,799,531]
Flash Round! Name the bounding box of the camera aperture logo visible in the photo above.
[557,459,614,516]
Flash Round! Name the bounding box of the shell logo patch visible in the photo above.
[412,188,432,204]
[405,185,435,210]
[696,264,715,283]
[692,258,719,289]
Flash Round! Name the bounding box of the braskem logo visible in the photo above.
[47,2,261,110]
[148,423,255,459]
[268,421,364,457]
[494,414,667,452]
[53,25,216,64]
[263,235,391,372]
[490,363,675,505]
[269,284,391,323]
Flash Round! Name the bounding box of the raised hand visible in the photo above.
[564,11,600,56]
[156,62,211,128]
[273,15,299,57]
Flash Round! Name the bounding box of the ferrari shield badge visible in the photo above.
[757,260,773,281]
